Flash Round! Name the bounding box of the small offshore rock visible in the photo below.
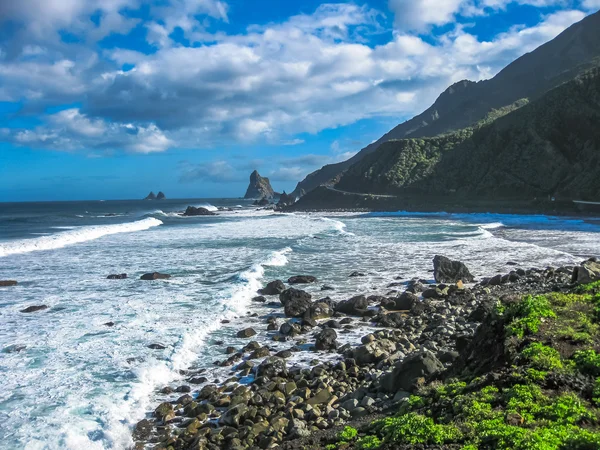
[0,280,18,287]
[20,305,48,313]
[259,280,286,295]
[140,272,171,280]
[148,343,167,350]
[287,275,317,284]
[107,274,127,280]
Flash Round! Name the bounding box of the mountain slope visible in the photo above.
[291,10,600,198]
[334,67,600,201]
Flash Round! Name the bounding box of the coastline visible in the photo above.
[134,255,598,449]
[282,186,600,218]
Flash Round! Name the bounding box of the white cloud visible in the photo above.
[0,1,592,155]
[582,0,600,9]
[389,0,465,31]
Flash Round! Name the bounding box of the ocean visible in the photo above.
[1,199,600,450]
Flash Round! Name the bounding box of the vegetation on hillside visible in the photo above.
[325,281,600,450]
[336,68,600,201]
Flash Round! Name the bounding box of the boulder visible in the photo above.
[353,339,397,365]
[20,305,48,313]
[182,206,217,216]
[349,271,366,277]
[280,288,313,317]
[336,295,369,316]
[381,351,444,393]
[259,280,286,295]
[279,288,312,305]
[307,302,334,320]
[140,272,171,280]
[394,292,419,310]
[256,356,287,378]
[433,255,474,283]
[252,295,267,303]
[572,259,600,284]
[288,275,317,284]
[237,328,257,338]
[107,274,127,280]
[279,321,301,337]
[0,280,18,287]
[315,328,338,351]
[148,343,167,350]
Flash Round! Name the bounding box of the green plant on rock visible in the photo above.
[506,295,556,338]
[373,413,461,445]
[338,426,358,442]
[355,435,382,449]
[593,378,600,406]
[576,281,600,294]
[521,342,563,371]
[573,350,600,376]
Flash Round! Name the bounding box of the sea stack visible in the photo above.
[145,191,157,200]
[156,192,166,200]
[244,170,275,199]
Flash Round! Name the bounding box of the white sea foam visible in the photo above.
[0,217,163,257]
[319,217,355,236]
[195,203,218,212]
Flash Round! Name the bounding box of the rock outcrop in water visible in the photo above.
[244,170,276,199]
[182,206,217,216]
[433,255,475,283]
[0,280,18,287]
[156,192,166,200]
[145,191,166,200]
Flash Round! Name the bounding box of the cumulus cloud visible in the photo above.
[0,0,591,155]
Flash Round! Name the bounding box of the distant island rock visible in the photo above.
[244,170,278,199]
[182,206,217,216]
[144,191,166,200]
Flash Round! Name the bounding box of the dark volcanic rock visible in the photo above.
[277,191,296,208]
[107,274,127,280]
[0,280,18,287]
[433,255,474,283]
[148,343,167,350]
[182,206,217,216]
[394,292,419,310]
[20,305,48,313]
[144,191,157,200]
[315,328,338,351]
[156,191,166,200]
[236,328,257,338]
[572,259,600,284]
[288,275,317,284]
[259,280,286,295]
[140,272,171,280]
[381,351,444,393]
[349,271,366,277]
[244,170,276,199]
[336,295,369,316]
[279,288,312,306]
[253,197,270,206]
[256,356,287,378]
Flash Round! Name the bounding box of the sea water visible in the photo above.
[1,199,599,449]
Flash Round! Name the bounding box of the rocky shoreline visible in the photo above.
[133,256,599,450]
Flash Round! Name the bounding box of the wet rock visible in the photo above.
[280,321,301,337]
[394,292,419,310]
[275,350,293,358]
[154,402,175,422]
[259,280,286,295]
[107,274,127,280]
[182,206,217,216]
[252,295,267,303]
[280,289,312,317]
[0,280,18,287]
[237,328,257,338]
[381,351,444,393]
[433,255,474,283]
[133,419,153,440]
[140,272,171,280]
[3,344,26,353]
[315,328,338,351]
[336,295,368,316]
[287,275,317,284]
[148,343,167,350]
[103,322,115,327]
[256,357,287,378]
[321,285,335,291]
[307,302,333,320]
[349,271,366,277]
[487,274,503,286]
[20,305,48,313]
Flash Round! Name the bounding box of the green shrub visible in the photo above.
[521,343,563,370]
[573,350,600,376]
[373,413,461,444]
[338,426,358,442]
[355,435,382,449]
[506,295,556,338]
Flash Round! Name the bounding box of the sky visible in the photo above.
[0,0,598,201]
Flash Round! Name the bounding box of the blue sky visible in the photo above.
[0,0,598,201]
